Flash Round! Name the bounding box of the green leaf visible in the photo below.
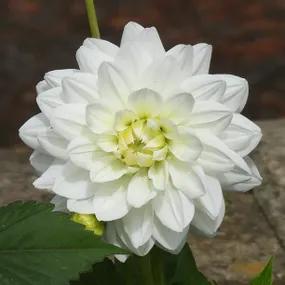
[73,245,212,285]
[0,201,126,285]
[250,258,273,285]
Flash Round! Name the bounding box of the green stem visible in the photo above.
[85,0,100,38]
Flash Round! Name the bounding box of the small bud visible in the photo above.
[71,213,104,236]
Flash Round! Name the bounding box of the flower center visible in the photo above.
[116,118,168,168]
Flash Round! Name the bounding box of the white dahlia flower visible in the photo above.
[19,22,262,256]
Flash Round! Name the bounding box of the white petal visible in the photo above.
[192,43,212,75]
[19,113,49,150]
[153,216,189,252]
[197,133,251,173]
[30,151,54,173]
[76,38,117,73]
[167,44,193,76]
[196,176,224,219]
[51,103,88,140]
[127,169,156,208]
[153,185,195,232]
[93,177,130,221]
[169,132,202,162]
[148,161,169,190]
[36,87,63,119]
[128,88,162,117]
[33,159,65,190]
[218,156,262,192]
[120,22,144,45]
[161,93,194,124]
[122,205,153,248]
[96,134,118,152]
[38,129,68,160]
[188,100,232,134]
[50,195,68,212]
[216,74,248,112]
[67,198,95,214]
[97,62,130,110]
[53,162,94,199]
[90,157,128,183]
[181,74,226,101]
[36,80,50,94]
[61,72,99,103]
[44,69,77,87]
[168,158,206,199]
[219,114,262,157]
[86,103,114,134]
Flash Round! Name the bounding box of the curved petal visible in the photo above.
[216,74,248,112]
[168,158,206,199]
[153,185,195,232]
[83,38,118,56]
[148,161,169,190]
[50,195,68,212]
[188,100,233,134]
[219,114,262,157]
[19,113,49,150]
[38,129,68,160]
[192,43,212,75]
[181,74,226,101]
[61,72,99,103]
[44,69,77,88]
[30,151,54,174]
[127,169,156,208]
[153,216,189,252]
[218,156,262,192]
[93,177,130,221]
[169,132,202,162]
[36,87,63,119]
[33,159,65,190]
[67,198,95,214]
[51,103,88,140]
[53,162,94,199]
[122,205,153,248]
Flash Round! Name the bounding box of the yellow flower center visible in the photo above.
[116,117,168,168]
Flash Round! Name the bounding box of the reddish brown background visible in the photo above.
[1,0,285,146]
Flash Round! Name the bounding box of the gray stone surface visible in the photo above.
[0,119,285,284]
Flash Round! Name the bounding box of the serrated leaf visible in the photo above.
[0,201,126,285]
[250,258,273,285]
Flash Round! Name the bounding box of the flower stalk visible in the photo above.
[85,0,100,38]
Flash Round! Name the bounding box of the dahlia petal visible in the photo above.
[61,73,99,103]
[67,198,95,214]
[30,151,54,174]
[38,129,68,160]
[219,114,262,157]
[96,134,118,152]
[216,74,248,112]
[122,205,153,248]
[181,74,226,101]
[167,44,193,76]
[153,185,195,232]
[97,62,130,109]
[128,88,162,117]
[148,161,169,190]
[36,80,50,94]
[153,217,190,252]
[168,159,206,199]
[36,87,63,119]
[218,156,262,192]
[53,162,94,199]
[83,38,118,57]
[127,169,156,208]
[86,103,114,134]
[192,43,212,75]
[19,113,49,150]
[33,159,65,190]
[188,100,232,134]
[50,195,68,212]
[169,132,202,162]
[44,69,77,88]
[120,22,144,45]
[90,157,128,183]
[162,93,194,124]
[51,103,88,140]
[93,178,130,221]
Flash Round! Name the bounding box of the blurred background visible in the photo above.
[0,0,285,147]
